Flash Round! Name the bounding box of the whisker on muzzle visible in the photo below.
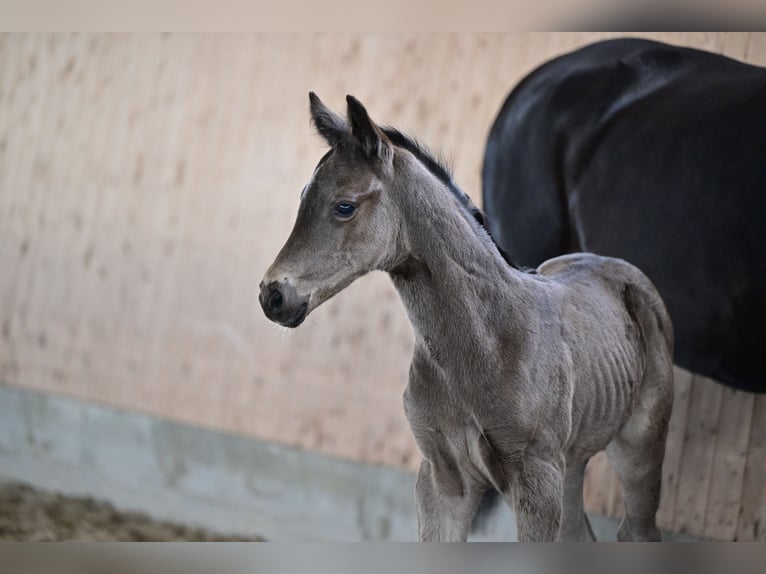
[269,320,296,343]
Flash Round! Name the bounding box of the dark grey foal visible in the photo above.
[260,94,674,542]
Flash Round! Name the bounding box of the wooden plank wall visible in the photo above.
[0,33,763,540]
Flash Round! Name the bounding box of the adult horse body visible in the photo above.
[482,38,766,393]
[260,94,674,541]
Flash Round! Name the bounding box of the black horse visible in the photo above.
[482,38,766,393]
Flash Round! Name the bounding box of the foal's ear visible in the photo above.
[346,95,392,162]
[309,92,346,147]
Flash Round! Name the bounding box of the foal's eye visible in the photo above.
[334,202,356,219]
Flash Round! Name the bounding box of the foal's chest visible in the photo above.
[402,351,517,490]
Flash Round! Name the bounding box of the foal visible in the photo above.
[260,94,674,542]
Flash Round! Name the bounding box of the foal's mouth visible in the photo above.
[277,302,309,328]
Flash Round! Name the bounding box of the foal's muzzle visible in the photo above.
[259,280,309,328]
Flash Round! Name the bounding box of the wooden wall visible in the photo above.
[0,32,763,540]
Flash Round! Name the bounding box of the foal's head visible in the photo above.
[259,94,402,327]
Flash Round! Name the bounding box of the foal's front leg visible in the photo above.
[508,454,565,541]
[415,459,484,542]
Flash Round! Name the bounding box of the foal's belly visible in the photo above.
[564,342,644,461]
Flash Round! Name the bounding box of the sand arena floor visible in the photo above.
[0,481,263,541]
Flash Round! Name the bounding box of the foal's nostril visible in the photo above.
[260,280,308,327]
[268,286,283,312]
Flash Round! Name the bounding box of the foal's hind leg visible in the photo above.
[606,358,673,541]
[559,460,597,542]
[606,434,664,541]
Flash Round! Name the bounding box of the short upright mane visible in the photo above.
[381,127,525,271]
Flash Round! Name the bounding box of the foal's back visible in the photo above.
[537,252,672,355]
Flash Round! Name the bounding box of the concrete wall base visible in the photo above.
[0,384,697,541]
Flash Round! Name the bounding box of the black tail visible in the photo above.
[470,489,503,534]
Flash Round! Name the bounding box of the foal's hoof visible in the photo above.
[617,518,661,541]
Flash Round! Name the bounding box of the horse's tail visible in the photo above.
[470,488,503,534]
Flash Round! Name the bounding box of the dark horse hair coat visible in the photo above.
[482,38,766,393]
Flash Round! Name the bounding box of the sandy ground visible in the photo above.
[0,481,263,541]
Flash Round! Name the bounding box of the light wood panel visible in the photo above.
[1,33,763,539]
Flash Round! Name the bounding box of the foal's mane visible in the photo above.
[380,127,526,271]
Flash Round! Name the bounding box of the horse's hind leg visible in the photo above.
[559,460,597,542]
[605,433,664,541]
[606,354,673,541]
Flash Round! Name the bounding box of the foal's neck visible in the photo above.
[387,157,529,358]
